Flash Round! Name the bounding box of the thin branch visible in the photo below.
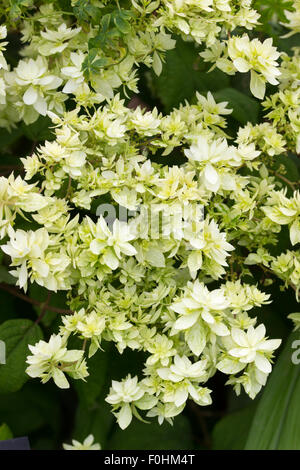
[274,172,297,191]
[0,282,73,315]
[36,291,51,325]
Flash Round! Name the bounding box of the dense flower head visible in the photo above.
[0,0,298,436]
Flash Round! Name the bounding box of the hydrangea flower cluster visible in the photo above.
[0,0,299,431]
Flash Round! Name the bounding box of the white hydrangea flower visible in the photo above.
[228,324,281,373]
[171,280,230,333]
[63,434,101,450]
[184,135,232,192]
[89,217,137,270]
[228,35,281,99]
[14,56,62,115]
[38,23,82,56]
[158,355,208,382]
[61,51,85,94]
[281,1,300,37]
[2,227,49,289]
[106,375,144,429]
[26,334,87,388]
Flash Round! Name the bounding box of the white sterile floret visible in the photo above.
[89,217,137,270]
[26,334,87,388]
[184,135,232,192]
[38,23,82,56]
[106,375,144,429]
[2,227,49,289]
[14,56,62,115]
[61,51,85,93]
[227,35,281,99]
[63,434,101,451]
[228,324,281,373]
[158,355,208,382]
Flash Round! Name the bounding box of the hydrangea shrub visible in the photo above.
[0,0,299,450]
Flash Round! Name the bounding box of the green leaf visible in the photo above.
[0,382,61,439]
[273,154,300,185]
[9,0,34,20]
[82,49,107,79]
[107,414,194,450]
[151,39,230,112]
[21,116,55,142]
[213,88,260,124]
[0,319,43,394]
[101,13,112,32]
[0,423,13,441]
[0,266,16,285]
[212,405,256,450]
[245,331,300,449]
[73,0,102,23]
[114,15,131,35]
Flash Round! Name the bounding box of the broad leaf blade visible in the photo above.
[213,88,259,124]
[212,404,256,450]
[151,39,229,112]
[245,332,300,449]
[0,319,43,394]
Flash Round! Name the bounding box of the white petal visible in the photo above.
[23,86,38,105]
[173,311,200,331]
[53,368,70,389]
[117,403,132,430]
[34,97,47,115]
[255,354,272,373]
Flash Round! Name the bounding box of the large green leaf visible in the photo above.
[0,319,43,394]
[0,266,16,285]
[21,116,55,142]
[245,331,300,449]
[213,88,260,125]
[212,405,256,450]
[0,382,61,439]
[151,39,229,112]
